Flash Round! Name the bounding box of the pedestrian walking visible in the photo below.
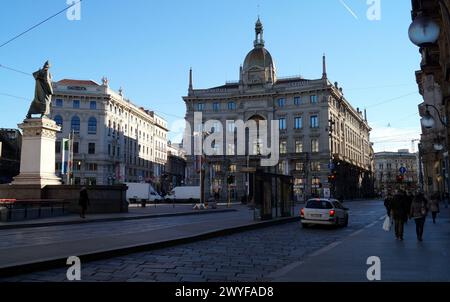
[410,192,429,242]
[79,187,90,219]
[384,192,393,217]
[390,190,409,241]
[429,192,440,224]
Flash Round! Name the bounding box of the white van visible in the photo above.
[164,186,200,203]
[125,183,162,203]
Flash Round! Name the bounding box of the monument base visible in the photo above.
[12,173,62,187]
[12,118,61,187]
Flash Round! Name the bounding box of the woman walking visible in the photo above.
[410,192,428,242]
[430,193,440,224]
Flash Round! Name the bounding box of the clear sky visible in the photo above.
[0,0,422,152]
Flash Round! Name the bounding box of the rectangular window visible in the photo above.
[73,100,80,108]
[311,139,319,153]
[228,102,236,110]
[88,143,95,154]
[73,142,79,154]
[295,140,303,153]
[294,97,301,105]
[87,163,98,171]
[294,117,302,129]
[55,99,63,107]
[310,95,318,104]
[227,143,235,155]
[295,162,304,171]
[108,144,111,156]
[279,118,286,130]
[213,164,221,173]
[229,164,237,173]
[90,101,97,110]
[277,98,286,107]
[310,115,319,128]
[213,102,220,112]
[311,161,321,172]
[55,141,61,154]
[197,103,205,111]
[280,140,287,154]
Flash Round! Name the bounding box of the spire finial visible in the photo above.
[254,17,264,48]
[322,53,327,79]
[189,67,193,91]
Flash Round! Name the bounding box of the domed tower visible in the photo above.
[241,18,276,87]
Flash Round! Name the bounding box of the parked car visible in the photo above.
[164,186,200,203]
[125,182,162,204]
[300,198,349,228]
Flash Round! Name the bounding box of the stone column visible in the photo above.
[12,118,62,186]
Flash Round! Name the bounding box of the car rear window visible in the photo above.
[306,200,333,209]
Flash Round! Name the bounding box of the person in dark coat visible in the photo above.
[410,192,429,241]
[390,190,409,241]
[79,187,90,219]
[384,192,393,217]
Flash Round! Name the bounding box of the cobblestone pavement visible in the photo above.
[0,206,252,249]
[2,200,386,282]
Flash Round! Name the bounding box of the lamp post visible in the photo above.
[420,104,450,198]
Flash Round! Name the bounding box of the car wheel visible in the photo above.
[343,216,349,227]
[302,223,309,229]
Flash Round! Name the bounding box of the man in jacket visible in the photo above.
[390,190,409,241]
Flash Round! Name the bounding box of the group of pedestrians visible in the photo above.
[384,190,441,242]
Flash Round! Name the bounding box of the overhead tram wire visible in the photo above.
[364,91,418,109]
[0,0,83,49]
[0,64,31,76]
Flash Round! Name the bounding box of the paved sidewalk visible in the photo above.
[0,204,301,277]
[0,203,239,230]
[274,207,450,282]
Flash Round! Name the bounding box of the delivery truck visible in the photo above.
[125,183,162,204]
[164,186,200,203]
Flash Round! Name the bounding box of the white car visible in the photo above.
[300,198,349,228]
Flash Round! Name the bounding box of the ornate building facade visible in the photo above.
[374,150,419,195]
[183,19,374,202]
[411,0,450,197]
[50,78,168,186]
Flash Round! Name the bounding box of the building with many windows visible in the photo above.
[183,18,374,202]
[50,78,168,186]
[374,150,419,195]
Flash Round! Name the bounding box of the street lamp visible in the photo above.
[420,104,447,129]
[408,14,440,47]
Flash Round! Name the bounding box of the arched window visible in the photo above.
[71,116,80,133]
[88,117,97,134]
[54,115,63,128]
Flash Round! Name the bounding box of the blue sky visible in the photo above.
[0,0,422,152]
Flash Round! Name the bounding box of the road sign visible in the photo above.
[399,167,407,175]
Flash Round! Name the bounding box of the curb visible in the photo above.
[0,208,237,230]
[0,216,300,278]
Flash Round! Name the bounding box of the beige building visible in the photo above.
[50,78,168,186]
[183,18,374,202]
[374,150,419,195]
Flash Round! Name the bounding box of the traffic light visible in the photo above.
[328,171,337,183]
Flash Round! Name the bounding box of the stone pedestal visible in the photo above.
[12,118,61,186]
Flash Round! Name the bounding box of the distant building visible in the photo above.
[374,150,419,195]
[0,129,22,184]
[50,78,168,186]
[183,18,374,201]
[164,142,187,190]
